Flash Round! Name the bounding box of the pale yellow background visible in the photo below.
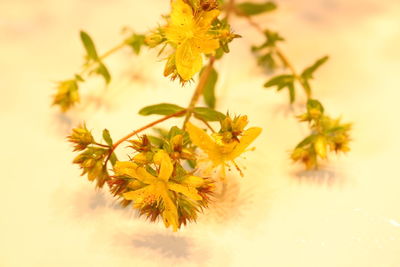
[1,0,400,266]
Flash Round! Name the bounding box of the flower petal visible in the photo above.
[175,41,202,81]
[168,182,202,201]
[181,175,205,187]
[186,122,222,165]
[160,191,179,231]
[123,184,154,202]
[114,161,157,184]
[227,127,262,160]
[169,0,194,28]
[154,150,173,181]
[196,9,220,29]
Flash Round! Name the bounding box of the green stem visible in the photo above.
[182,56,216,129]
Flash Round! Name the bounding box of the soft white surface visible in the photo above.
[1,0,400,266]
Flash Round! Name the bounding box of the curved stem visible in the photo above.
[182,56,216,129]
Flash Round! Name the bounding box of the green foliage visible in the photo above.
[252,30,284,73]
[301,56,329,80]
[201,67,218,108]
[95,62,111,84]
[126,34,146,54]
[80,31,99,60]
[252,30,284,51]
[139,103,186,116]
[264,74,296,103]
[102,129,113,146]
[193,107,226,121]
[236,1,277,16]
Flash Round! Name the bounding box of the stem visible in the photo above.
[182,56,216,129]
[94,142,110,148]
[243,15,312,99]
[104,109,187,166]
[200,118,216,133]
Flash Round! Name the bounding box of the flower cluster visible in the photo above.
[146,0,238,83]
[291,99,352,169]
[69,114,261,231]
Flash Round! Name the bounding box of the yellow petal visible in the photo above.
[196,9,220,29]
[154,150,173,181]
[227,127,262,160]
[114,161,139,178]
[175,41,202,81]
[181,175,205,187]
[168,182,202,201]
[123,184,155,202]
[193,38,219,54]
[186,122,222,165]
[160,191,179,231]
[136,167,158,184]
[169,0,194,28]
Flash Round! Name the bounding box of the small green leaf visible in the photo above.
[264,74,296,103]
[102,129,113,146]
[74,74,85,82]
[296,134,316,148]
[201,67,218,108]
[95,63,111,84]
[80,31,99,60]
[139,103,186,116]
[264,74,294,89]
[109,152,118,166]
[256,52,277,71]
[301,56,329,80]
[147,135,164,148]
[236,1,277,16]
[193,107,226,121]
[125,34,146,54]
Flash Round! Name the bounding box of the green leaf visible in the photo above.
[138,103,186,116]
[252,30,284,51]
[102,129,113,146]
[201,67,218,108]
[264,74,294,89]
[80,31,99,60]
[109,152,118,166]
[147,135,164,148]
[301,56,329,80]
[193,107,226,121]
[256,52,277,71]
[264,74,296,103]
[125,34,146,54]
[236,1,277,16]
[95,63,111,84]
[296,134,316,148]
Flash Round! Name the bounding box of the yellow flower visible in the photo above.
[164,0,220,81]
[186,122,262,176]
[114,150,204,231]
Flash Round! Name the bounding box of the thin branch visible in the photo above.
[104,109,187,166]
[182,56,216,129]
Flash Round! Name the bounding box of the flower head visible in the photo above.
[164,0,220,81]
[114,150,211,231]
[186,116,262,177]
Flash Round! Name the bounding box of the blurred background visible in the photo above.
[1,0,400,266]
